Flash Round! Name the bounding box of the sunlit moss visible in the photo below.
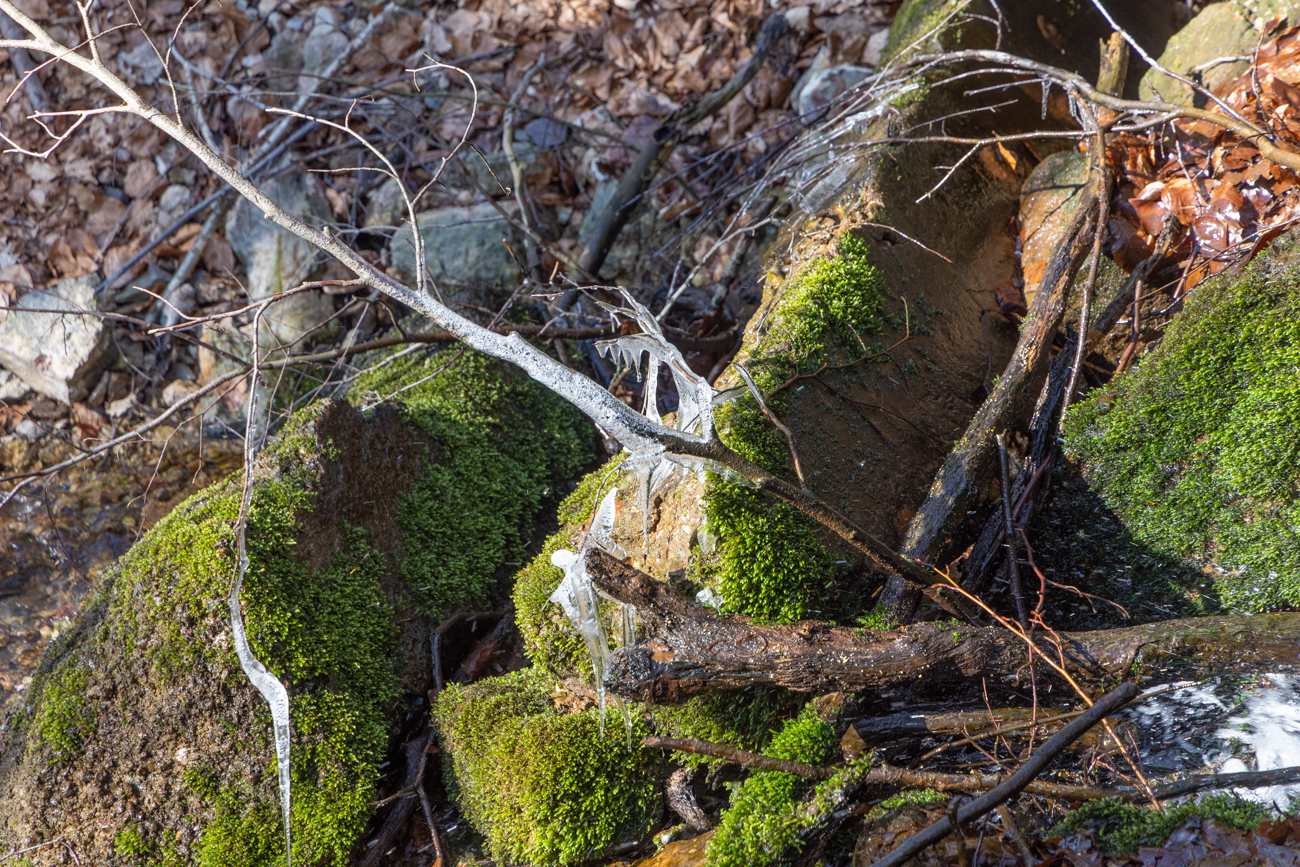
[1064,240,1300,612]
[704,701,839,867]
[1051,795,1268,854]
[435,668,659,866]
[650,690,797,768]
[693,481,840,624]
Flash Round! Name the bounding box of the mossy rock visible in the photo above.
[1051,795,1268,855]
[0,349,593,866]
[434,668,659,866]
[1064,232,1300,613]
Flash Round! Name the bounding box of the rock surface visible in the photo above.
[0,350,593,865]
[388,202,524,292]
[1140,0,1291,105]
[0,277,115,404]
[225,170,335,347]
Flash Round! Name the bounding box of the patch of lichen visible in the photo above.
[704,701,839,867]
[1064,246,1300,612]
[513,454,626,676]
[651,689,797,769]
[434,667,659,866]
[1051,795,1268,854]
[351,349,594,617]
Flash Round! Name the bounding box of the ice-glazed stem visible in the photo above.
[230,321,293,867]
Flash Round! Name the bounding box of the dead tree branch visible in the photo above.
[587,550,1300,702]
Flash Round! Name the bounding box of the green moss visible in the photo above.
[695,482,838,623]
[704,701,839,867]
[696,234,883,624]
[1064,250,1300,612]
[17,346,592,866]
[513,455,626,676]
[855,604,899,632]
[115,826,152,859]
[878,788,945,809]
[28,664,92,761]
[1051,795,1268,855]
[353,349,593,618]
[434,668,659,866]
[651,690,796,768]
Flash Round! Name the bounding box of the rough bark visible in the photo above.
[587,550,1300,702]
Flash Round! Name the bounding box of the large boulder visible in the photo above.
[0,349,593,864]
[1064,230,1300,613]
[1139,0,1293,105]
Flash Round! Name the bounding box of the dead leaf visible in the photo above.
[123,159,159,199]
[1036,14,1066,54]
[202,234,236,275]
[71,402,106,436]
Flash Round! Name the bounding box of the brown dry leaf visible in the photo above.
[1036,14,1066,53]
[379,17,422,59]
[123,159,159,199]
[0,263,34,299]
[71,402,106,437]
[49,231,100,279]
[87,196,128,246]
[11,0,51,20]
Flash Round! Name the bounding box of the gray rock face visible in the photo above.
[388,202,523,293]
[796,64,873,116]
[0,277,115,404]
[1140,0,1291,105]
[225,170,335,347]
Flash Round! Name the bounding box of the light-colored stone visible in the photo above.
[389,202,523,292]
[797,64,873,116]
[225,170,335,346]
[608,466,707,580]
[0,277,115,404]
[1140,0,1292,105]
[1019,149,1088,303]
[363,177,410,229]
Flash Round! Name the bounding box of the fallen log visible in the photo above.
[586,550,1300,702]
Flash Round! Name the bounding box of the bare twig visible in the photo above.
[866,683,1139,867]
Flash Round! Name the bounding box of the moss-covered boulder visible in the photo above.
[434,667,658,865]
[1064,232,1300,613]
[0,349,592,865]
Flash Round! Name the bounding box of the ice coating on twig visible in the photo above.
[230,375,293,867]
[595,290,722,544]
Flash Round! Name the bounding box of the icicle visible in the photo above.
[231,374,292,867]
[550,487,622,733]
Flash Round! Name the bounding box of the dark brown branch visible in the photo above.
[587,551,1300,702]
[643,737,834,780]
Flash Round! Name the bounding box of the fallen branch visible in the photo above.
[587,550,1300,702]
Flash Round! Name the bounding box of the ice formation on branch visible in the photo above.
[230,374,293,867]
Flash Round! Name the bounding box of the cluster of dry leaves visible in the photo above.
[1105,20,1300,291]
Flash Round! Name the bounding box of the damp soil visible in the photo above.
[0,428,242,716]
